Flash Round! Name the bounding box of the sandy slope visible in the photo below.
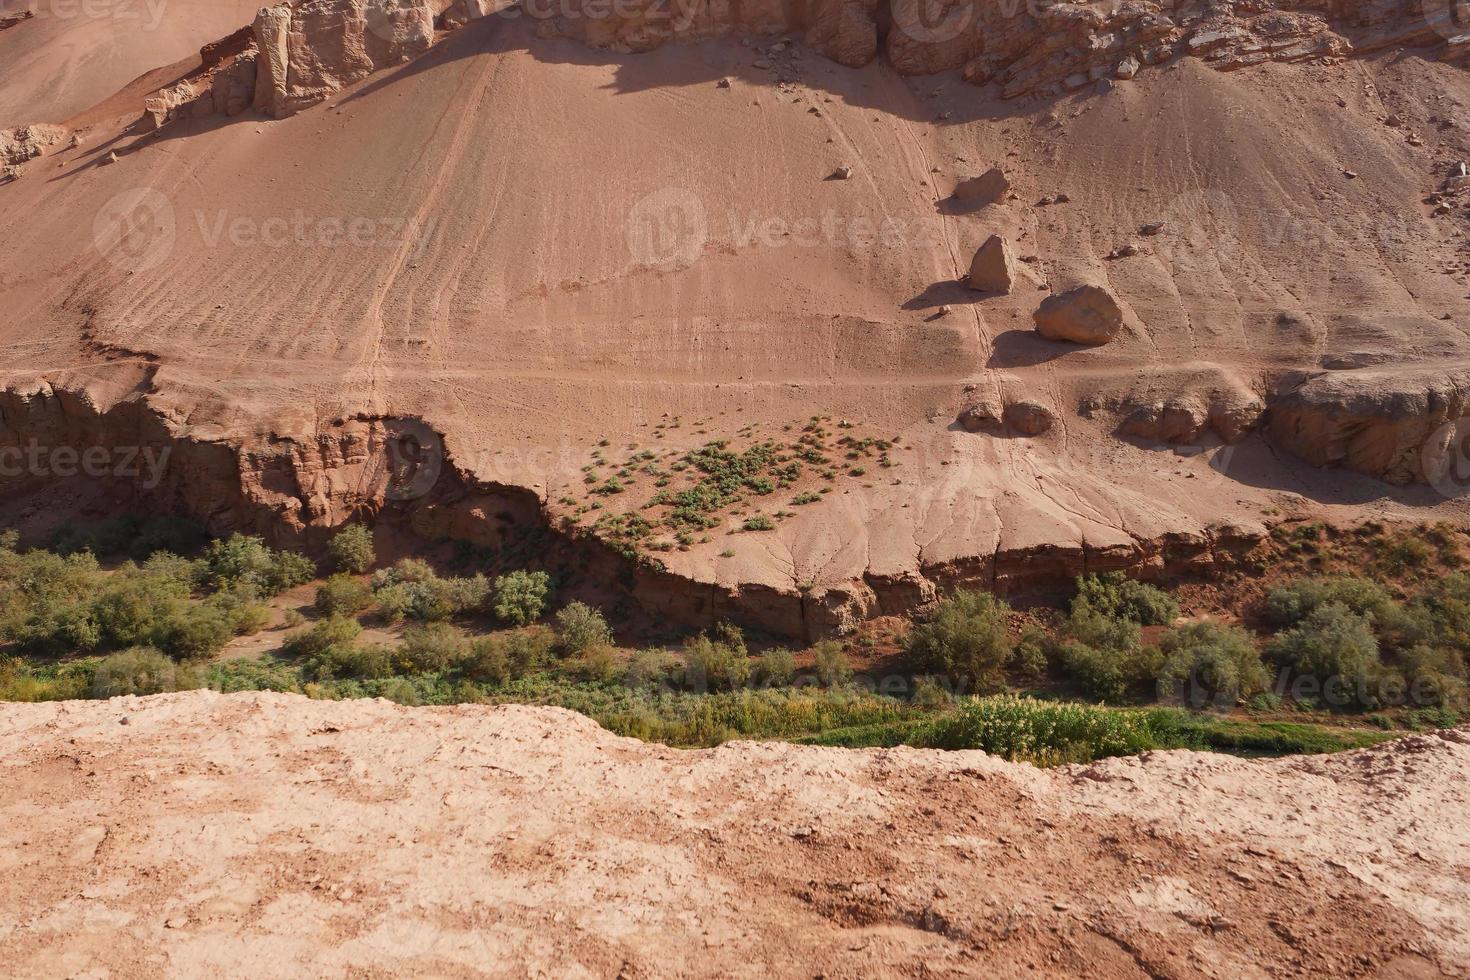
[0,0,261,128]
[0,690,1466,978]
[3,19,1469,605]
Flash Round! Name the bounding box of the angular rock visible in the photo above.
[953,168,1009,208]
[957,401,1002,433]
[967,235,1018,294]
[1033,285,1124,345]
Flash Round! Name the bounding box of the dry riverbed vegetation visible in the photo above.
[0,517,1464,766]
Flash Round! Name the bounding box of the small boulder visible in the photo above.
[957,401,1002,433]
[1033,285,1124,345]
[1116,56,1140,80]
[953,168,1008,208]
[1003,401,1055,436]
[967,235,1018,294]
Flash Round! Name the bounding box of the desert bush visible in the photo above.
[284,615,363,661]
[813,640,853,688]
[1398,644,1467,707]
[1264,576,1407,635]
[755,647,796,687]
[154,605,236,661]
[315,574,374,616]
[91,647,201,698]
[925,695,1156,765]
[575,646,620,682]
[459,637,511,685]
[1011,627,1052,680]
[1058,608,1160,703]
[625,648,679,691]
[903,590,1014,692]
[371,557,438,589]
[1156,621,1271,708]
[492,570,552,626]
[199,534,314,596]
[396,623,469,674]
[555,601,613,656]
[90,572,189,649]
[1267,603,1387,710]
[912,675,955,709]
[682,633,751,692]
[327,524,376,574]
[304,642,394,682]
[207,582,271,636]
[1072,573,1179,626]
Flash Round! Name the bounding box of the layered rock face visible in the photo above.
[191,0,1469,119]
[1268,368,1470,487]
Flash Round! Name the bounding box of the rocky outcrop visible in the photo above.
[1267,368,1470,486]
[0,124,67,168]
[250,0,437,118]
[135,0,1468,125]
[1033,285,1124,346]
[0,377,1266,640]
[1119,390,1264,446]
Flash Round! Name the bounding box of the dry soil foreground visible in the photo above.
[1,691,1467,978]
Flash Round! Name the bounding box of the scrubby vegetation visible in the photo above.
[2,518,1467,767]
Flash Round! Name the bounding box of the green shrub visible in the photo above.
[460,637,511,685]
[903,590,1014,692]
[505,627,556,676]
[1012,627,1052,680]
[1268,603,1387,710]
[199,534,314,596]
[1265,576,1400,629]
[208,583,271,636]
[1072,573,1179,626]
[682,633,751,692]
[153,605,235,661]
[625,648,679,691]
[1156,621,1272,708]
[492,570,552,626]
[395,623,469,674]
[91,648,201,698]
[371,558,438,589]
[283,615,363,661]
[1398,645,1467,707]
[926,695,1157,765]
[555,601,613,656]
[1058,607,1160,702]
[756,647,796,687]
[576,647,620,682]
[305,643,394,682]
[315,574,374,616]
[813,640,853,687]
[327,524,376,574]
[912,675,955,709]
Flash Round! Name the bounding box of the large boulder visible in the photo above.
[1268,368,1470,486]
[1033,285,1124,345]
[968,234,1018,294]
